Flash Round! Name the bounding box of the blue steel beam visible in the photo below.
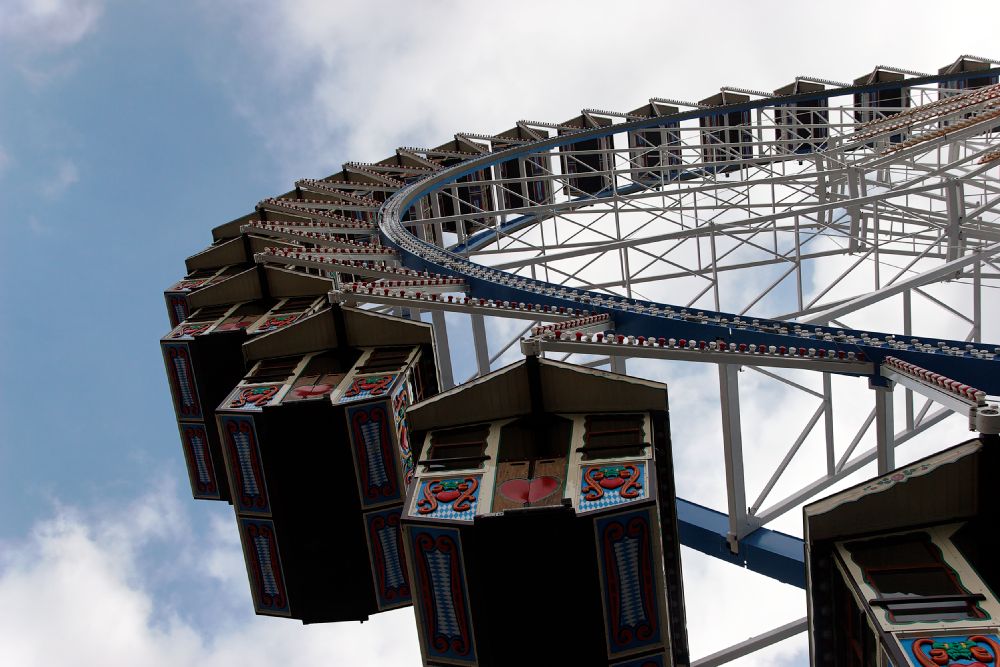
[676,499,805,588]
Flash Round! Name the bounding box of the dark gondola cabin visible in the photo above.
[938,57,999,95]
[491,125,553,211]
[627,101,681,184]
[429,139,495,236]
[698,91,752,166]
[936,57,1000,132]
[773,80,829,155]
[853,68,910,131]
[161,239,330,502]
[400,357,689,667]
[558,114,614,196]
[214,305,440,623]
[804,437,1000,666]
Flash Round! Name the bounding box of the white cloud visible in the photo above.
[201,1,1000,185]
[0,479,421,667]
[40,158,79,198]
[0,0,103,53]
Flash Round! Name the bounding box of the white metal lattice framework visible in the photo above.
[251,62,1000,663]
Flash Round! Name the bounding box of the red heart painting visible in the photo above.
[499,476,560,503]
[294,384,333,398]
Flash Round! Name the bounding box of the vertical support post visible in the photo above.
[610,356,627,374]
[903,289,914,430]
[412,191,428,243]
[857,167,869,248]
[611,170,633,299]
[973,255,982,343]
[719,363,748,551]
[431,309,455,390]
[451,185,467,245]
[709,221,721,311]
[847,166,862,253]
[823,373,835,476]
[430,192,445,249]
[874,383,895,474]
[945,179,966,264]
[814,153,827,226]
[794,215,804,312]
[470,314,491,377]
[517,157,529,205]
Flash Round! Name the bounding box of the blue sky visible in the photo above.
[1,2,998,665]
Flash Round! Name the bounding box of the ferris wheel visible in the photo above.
[175,56,1000,663]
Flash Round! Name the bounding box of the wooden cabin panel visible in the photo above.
[214,301,271,333]
[345,400,403,508]
[238,516,292,617]
[491,460,531,511]
[248,234,297,254]
[491,457,567,511]
[594,507,666,658]
[343,307,433,348]
[421,424,491,473]
[243,307,338,363]
[178,422,222,500]
[264,266,332,298]
[528,457,567,508]
[364,507,412,611]
[540,361,666,414]
[164,291,191,328]
[187,267,263,309]
[218,413,271,515]
[185,236,248,272]
[245,297,321,335]
[211,211,257,242]
[161,342,202,420]
[406,525,478,665]
[163,267,221,325]
[407,363,531,432]
[284,371,344,404]
[281,350,352,404]
[806,448,979,543]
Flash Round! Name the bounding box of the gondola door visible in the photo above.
[491,416,572,512]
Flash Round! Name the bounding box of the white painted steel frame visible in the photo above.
[259,69,1000,663]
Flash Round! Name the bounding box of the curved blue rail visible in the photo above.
[379,70,1000,395]
[373,70,1000,585]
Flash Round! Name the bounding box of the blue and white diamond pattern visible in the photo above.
[613,536,647,629]
[361,420,389,489]
[189,432,211,485]
[410,478,479,522]
[426,549,461,640]
[377,524,406,592]
[253,534,280,598]
[578,462,647,513]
